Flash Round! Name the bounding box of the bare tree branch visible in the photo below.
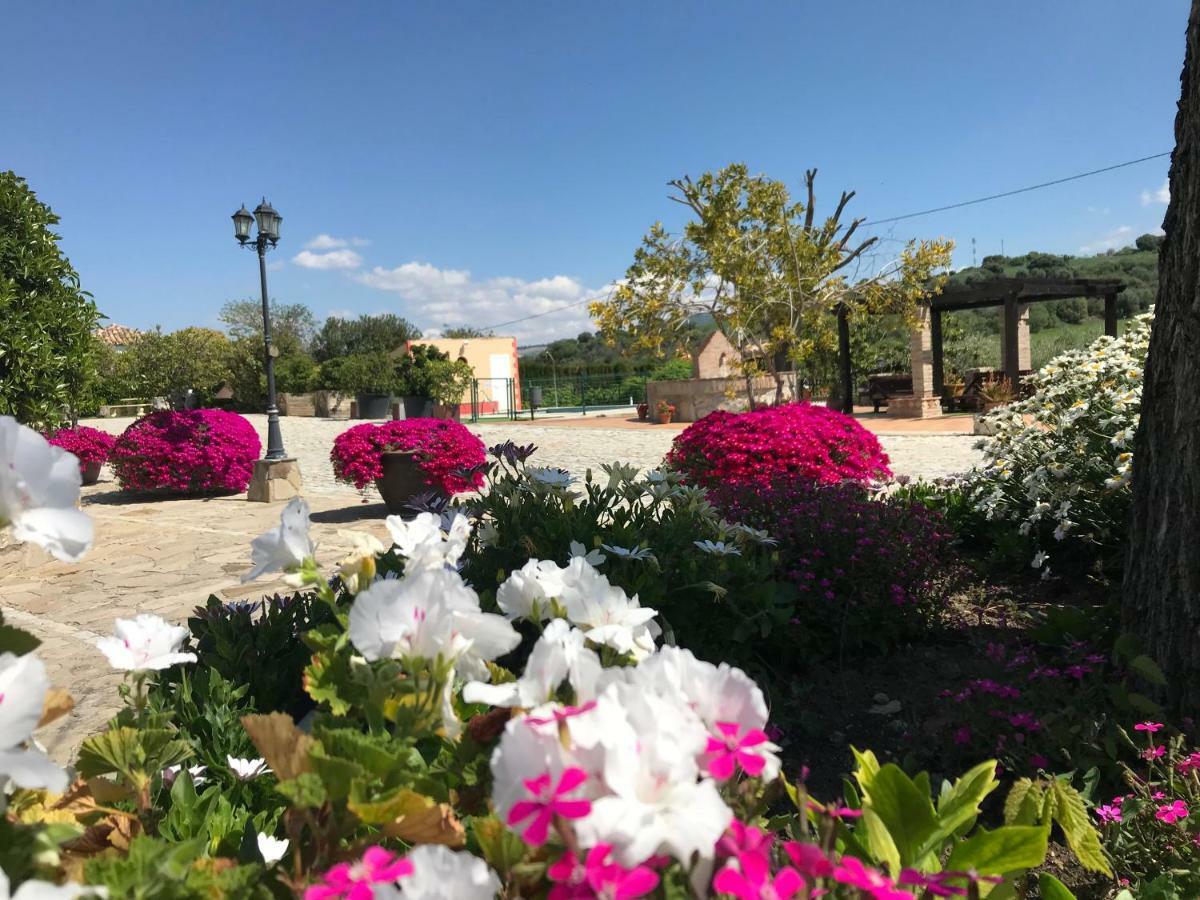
[832,235,879,273]
[803,169,817,233]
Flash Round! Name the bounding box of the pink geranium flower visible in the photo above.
[1095,804,1123,824]
[833,856,912,900]
[507,767,592,845]
[304,846,413,900]
[1155,800,1189,824]
[1134,721,1164,733]
[783,842,835,880]
[704,721,770,780]
[713,851,804,900]
[1141,745,1167,761]
[548,845,658,900]
[718,820,774,858]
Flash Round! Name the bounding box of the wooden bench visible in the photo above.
[861,374,913,413]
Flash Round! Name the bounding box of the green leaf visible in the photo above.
[1128,654,1168,686]
[1004,778,1044,826]
[924,760,999,854]
[276,773,327,809]
[859,807,901,876]
[858,764,938,868]
[851,746,881,793]
[473,815,529,877]
[1048,780,1112,876]
[0,624,40,655]
[309,746,366,801]
[1127,691,1163,716]
[944,825,1049,875]
[77,727,142,779]
[1038,873,1077,900]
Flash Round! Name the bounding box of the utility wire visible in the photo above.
[481,152,1171,331]
[865,152,1170,226]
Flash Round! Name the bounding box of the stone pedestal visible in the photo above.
[887,394,944,419]
[247,458,303,503]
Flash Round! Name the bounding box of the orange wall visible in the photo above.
[405,337,522,412]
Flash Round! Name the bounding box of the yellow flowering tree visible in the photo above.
[589,163,953,405]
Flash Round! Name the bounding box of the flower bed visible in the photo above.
[109,409,260,494]
[330,418,485,495]
[666,403,891,491]
[45,425,116,468]
[962,313,1151,577]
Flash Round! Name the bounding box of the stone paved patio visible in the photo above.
[6,415,983,761]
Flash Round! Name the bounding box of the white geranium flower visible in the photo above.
[0,416,93,563]
[1031,551,1048,569]
[0,869,106,898]
[526,467,575,488]
[569,540,606,566]
[256,833,289,865]
[386,512,470,572]
[162,763,207,787]
[600,544,656,563]
[693,539,741,556]
[243,497,314,583]
[349,569,519,675]
[95,614,195,672]
[463,619,602,708]
[226,755,270,780]
[397,845,500,900]
[0,652,69,793]
[496,558,566,622]
[335,530,387,594]
[555,558,659,657]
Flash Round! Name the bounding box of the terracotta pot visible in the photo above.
[81,461,102,485]
[657,413,673,424]
[637,406,648,421]
[375,450,436,515]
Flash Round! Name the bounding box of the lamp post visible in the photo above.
[232,199,286,460]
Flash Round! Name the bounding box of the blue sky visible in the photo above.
[1,1,1186,344]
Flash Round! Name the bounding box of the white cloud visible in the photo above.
[357,261,611,344]
[1141,179,1170,206]
[304,234,371,250]
[293,249,364,270]
[1079,225,1134,255]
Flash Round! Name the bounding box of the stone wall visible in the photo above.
[692,331,742,379]
[645,374,793,423]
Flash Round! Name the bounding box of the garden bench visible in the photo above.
[862,374,913,413]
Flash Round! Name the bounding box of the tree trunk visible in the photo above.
[1122,0,1200,715]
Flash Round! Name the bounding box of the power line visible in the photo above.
[482,151,1172,333]
[865,152,1170,226]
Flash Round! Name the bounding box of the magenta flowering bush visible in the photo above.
[110,409,260,494]
[330,418,485,495]
[666,403,891,491]
[46,425,116,467]
[712,478,953,654]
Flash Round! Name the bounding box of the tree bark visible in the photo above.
[1122,0,1200,715]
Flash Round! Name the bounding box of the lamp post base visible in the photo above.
[247,457,303,503]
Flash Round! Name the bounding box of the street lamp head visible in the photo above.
[253,198,282,244]
[232,205,254,243]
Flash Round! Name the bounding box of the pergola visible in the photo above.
[834,276,1126,416]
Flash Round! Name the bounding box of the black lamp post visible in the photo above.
[232,199,286,461]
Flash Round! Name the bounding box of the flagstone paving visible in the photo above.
[6,414,982,761]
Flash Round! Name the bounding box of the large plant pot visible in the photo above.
[81,461,102,486]
[430,403,461,422]
[356,393,393,419]
[399,396,434,419]
[657,413,673,424]
[314,390,350,419]
[375,450,435,515]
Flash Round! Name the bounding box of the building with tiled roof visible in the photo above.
[93,324,142,351]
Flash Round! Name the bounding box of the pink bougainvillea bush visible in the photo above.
[666,403,891,491]
[46,425,116,467]
[330,418,486,495]
[110,409,261,494]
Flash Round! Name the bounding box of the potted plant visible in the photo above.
[428,357,473,421]
[944,374,965,398]
[637,402,649,421]
[331,419,486,513]
[46,425,116,486]
[333,352,396,419]
[394,344,451,419]
[979,378,1014,413]
[656,399,677,424]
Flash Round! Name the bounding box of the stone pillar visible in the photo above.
[247,458,303,502]
[888,303,943,418]
[999,303,1031,371]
